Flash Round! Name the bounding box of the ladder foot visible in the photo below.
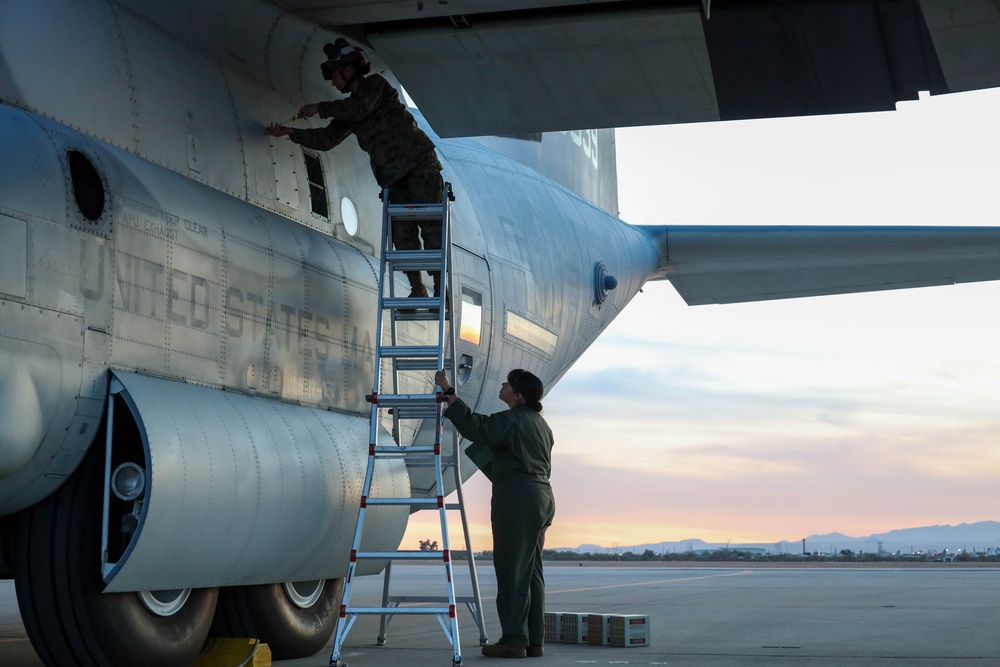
[376,635,387,646]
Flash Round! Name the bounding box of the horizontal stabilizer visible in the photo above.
[643,225,1000,305]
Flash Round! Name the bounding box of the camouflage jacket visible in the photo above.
[289,74,438,187]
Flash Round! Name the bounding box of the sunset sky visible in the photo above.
[403,86,1000,552]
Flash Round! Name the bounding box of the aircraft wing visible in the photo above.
[643,225,1000,305]
[285,0,1000,137]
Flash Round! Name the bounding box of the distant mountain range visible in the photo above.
[554,521,1000,556]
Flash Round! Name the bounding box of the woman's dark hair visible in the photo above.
[508,369,544,412]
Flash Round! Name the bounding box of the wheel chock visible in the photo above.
[193,638,271,667]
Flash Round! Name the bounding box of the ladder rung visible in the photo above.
[385,259,443,273]
[346,607,453,615]
[405,462,457,471]
[389,407,439,420]
[380,345,440,359]
[385,249,442,262]
[394,310,450,322]
[385,250,445,272]
[387,203,445,220]
[373,394,438,408]
[363,497,441,507]
[356,550,448,560]
[372,445,437,455]
[383,297,441,311]
[394,358,443,371]
[388,596,480,604]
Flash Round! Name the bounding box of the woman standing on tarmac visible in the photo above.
[434,368,556,659]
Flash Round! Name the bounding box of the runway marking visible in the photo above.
[547,569,753,595]
[574,663,677,665]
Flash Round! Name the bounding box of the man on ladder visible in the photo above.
[325,181,486,667]
[267,37,445,302]
[271,39,484,666]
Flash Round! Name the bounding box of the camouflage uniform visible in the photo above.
[443,398,556,649]
[289,74,444,293]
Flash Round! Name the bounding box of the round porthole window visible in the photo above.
[340,196,359,237]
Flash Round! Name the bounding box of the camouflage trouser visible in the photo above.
[388,151,444,253]
[388,151,444,293]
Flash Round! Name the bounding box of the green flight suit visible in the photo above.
[444,398,556,648]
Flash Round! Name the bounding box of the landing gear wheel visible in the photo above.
[214,578,343,659]
[13,446,218,667]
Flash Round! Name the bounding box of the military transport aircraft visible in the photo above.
[2,1,1000,665]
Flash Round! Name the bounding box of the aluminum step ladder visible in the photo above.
[329,183,487,667]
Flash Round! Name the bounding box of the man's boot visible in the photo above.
[400,272,428,314]
[430,272,449,315]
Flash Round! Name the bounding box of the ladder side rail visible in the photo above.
[377,184,401,650]
[366,184,394,551]
[330,187,395,667]
[434,185,451,370]
[382,187,406,444]
[377,561,393,645]
[331,613,359,665]
[451,427,489,645]
[331,372,382,662]
[371,186,394,408]
[437,183,462,666]
[370,191,391,445]
[432,414,461,666]
[439,180,487,644]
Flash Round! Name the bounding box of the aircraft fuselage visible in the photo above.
[0,0,658,591]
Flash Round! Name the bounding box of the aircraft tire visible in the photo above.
[214,578,343,659]
[13,446,218,667]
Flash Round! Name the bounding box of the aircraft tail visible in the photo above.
[471,130,619,216]
[398,84,618,216]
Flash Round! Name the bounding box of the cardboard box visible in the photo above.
[543,612,562,644]
[608,614,650,647]
[587,613,612,646]
[560,612,591,643]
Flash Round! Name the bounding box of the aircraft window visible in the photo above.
[68,150,105,221]
[340,196,359,237]
[303,152,329,218]
[459,287,483,345]
[505,311,557,356]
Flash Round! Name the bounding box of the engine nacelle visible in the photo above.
[101,371,409,591]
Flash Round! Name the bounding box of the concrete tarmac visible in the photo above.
[2,563,999,666]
